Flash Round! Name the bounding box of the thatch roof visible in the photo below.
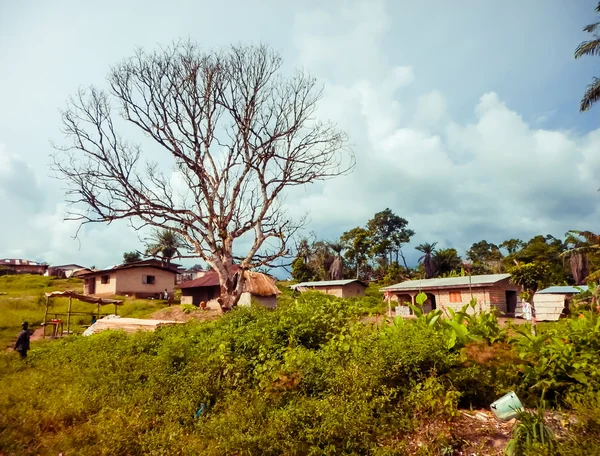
[242,271,281,296]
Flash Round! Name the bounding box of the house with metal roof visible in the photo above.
[81,259,179,299]
[533,285,588,321]
[0,259,48,275]
[291,279,367,299]
[381,274,523,316]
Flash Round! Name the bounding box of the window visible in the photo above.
[449,291,462,303]
[100,275,110,284]
[142,275,156,285]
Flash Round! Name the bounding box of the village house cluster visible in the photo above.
[1,258,576,321]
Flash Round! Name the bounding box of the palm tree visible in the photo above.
[575,2,600,111]
[146,228,184,266]
[416,242,438,279]
[329,242,344,280]
[563,230,600,284]
[434,248,462,277]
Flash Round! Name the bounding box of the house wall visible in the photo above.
[533,294,568,321]
[306,283,366,299]
[391,279,522,315]
[86,273,117,296]
[114,267,176,298]
[181,286,220,306]
[238,292,277,309]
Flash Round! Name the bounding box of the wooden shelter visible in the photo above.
[43,290,123,338]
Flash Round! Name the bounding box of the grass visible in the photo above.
[0,274,170,349]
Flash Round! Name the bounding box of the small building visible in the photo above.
[179,268,280,310]
[533,285,588,321]
[381,274,523,316]
[46,264,86,278]
[291,279,367,298]
[0,259,48,275]
[81,259,178,299]
[176,266,208,284]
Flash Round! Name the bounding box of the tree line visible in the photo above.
[290,209,600,289]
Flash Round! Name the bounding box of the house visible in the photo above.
[46,264,87,278]
[291,279,367,298]
[81,259,178,298]
[176,266,208,284]
[533,285,588,321]
[381,274,523,316]
[179,268,280,310]
[0,259,48,275]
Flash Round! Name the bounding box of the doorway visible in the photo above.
[87,278,96,295]
[506,290,517,316]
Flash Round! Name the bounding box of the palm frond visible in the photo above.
[575,39,600,58]
[596,1,600,13]
[580,77,600,112]
[584,21,600,33]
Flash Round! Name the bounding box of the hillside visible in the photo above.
[0,275,167,349]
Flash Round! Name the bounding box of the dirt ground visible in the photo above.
[409,409,572,455]
[150,306,222,322]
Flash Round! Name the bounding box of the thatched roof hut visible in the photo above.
[179,268,280,310]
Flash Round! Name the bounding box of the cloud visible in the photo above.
[285,1,600,266]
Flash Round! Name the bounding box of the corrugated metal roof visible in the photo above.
[381,274,511,291]
[291,279,367,289]
[537,285,588,294]
[178,266,240,289]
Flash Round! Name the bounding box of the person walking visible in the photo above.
[14,321,31,359]
[163,289,170,306]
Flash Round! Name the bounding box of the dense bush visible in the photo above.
[1,291,599,455]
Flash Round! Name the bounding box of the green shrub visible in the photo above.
[513,311,600,404]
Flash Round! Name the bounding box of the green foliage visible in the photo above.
[123,250,142,263]
[180,304,197,314]
[505,400,556,456]
[291,256,314,282]
[512,311,600,403]
[433,248,462,277]
[508,261,550,298]
[407,293,507,350]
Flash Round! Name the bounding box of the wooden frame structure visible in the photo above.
[43,290,123,338]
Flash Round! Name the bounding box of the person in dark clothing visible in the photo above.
[14,321,31,359]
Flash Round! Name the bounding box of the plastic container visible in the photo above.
[490,391,524,421]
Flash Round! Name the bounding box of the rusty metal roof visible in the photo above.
[381,274,511,292]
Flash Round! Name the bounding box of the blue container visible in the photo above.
[490,391,524,421]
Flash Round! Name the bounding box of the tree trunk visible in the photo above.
[399,250,409,271]
[356,260,360,279]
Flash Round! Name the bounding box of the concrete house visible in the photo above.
[179,268,280,310]
[533,285,588,321]
[0,259,48,275]
[82,259,178,298]
[291,279,367,298]
[381,274,523,316]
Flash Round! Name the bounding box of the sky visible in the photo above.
[1,0,600,275]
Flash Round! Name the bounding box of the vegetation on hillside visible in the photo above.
[291,211,600,290]
[0,275,166,349]
[1,292,599,454]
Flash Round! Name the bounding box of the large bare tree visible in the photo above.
[52,42,352,310]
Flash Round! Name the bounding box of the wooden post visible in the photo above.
[67,296,72,336]
[114,303,118,315]
[97,302,100,320]
[43,295,49,339]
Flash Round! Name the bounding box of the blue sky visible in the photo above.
[1,0,599,274]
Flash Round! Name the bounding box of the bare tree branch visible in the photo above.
[52,42,353,310]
